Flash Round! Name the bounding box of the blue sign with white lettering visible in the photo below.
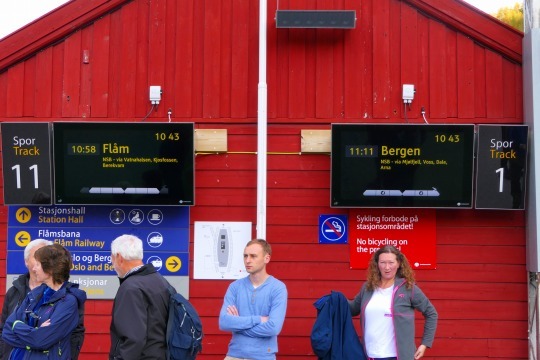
[8,205,188,228]
[7,251,189,276]
[319,215,348,244]
[7,228,188,252]
[7,205,189,275]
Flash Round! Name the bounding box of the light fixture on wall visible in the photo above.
[275,10,356,29]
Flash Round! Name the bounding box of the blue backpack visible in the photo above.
[166,285,204,360]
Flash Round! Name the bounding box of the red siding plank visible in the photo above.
[503,58,517,119]
[371,0,391,119]
[107,10,122,117]
[488,339,528,358]
[219,1,232,118]
[230,0,249,119]
[288,32,308,118]
[436,319,526,339]
[485,49,504,119]
[401,1,418,122]
[51,43,65,117]
[314,0,336,118]
[162,0,178,118]
[117,3,138,118]
[89,16,110,118]
[389,0,402,121]
[343,0,365,119]
[437,245,525,265]
[267,0,279,119]
[436,227,525,246]
[202,0,222,118]
[246,0,259,118]
[446,30,458,118]
[61,31,82,117]
[79,26,94,118]
[148,0,167,108]
[34,48,53,117]
[174,0,194,118]
[190,0,205,118]
[331,25,344,119]
[303,27,315,120]
[456,33,475,118]
[428,20,447,119]
[0,72,7,116]
[134,0,150,118]
[436,209,525,227]
[474,45,487,118]
[275,29,291,119]
[415,13,430,122]
[515,64,523,120]
[6,63,25,117]
[23,58,36,117]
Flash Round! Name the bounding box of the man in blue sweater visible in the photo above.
[219,239,288,360]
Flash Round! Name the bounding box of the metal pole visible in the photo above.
[525,1,540,359]
[529,273,539,360]
[256,0,268,239]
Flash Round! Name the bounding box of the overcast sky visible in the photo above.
[0,0,524,40]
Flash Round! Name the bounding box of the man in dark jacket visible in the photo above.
[0,239,85,360]
[109,234,169,360]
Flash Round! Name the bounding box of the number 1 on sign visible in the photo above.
[496,167,504,193]
[11,164,39,189]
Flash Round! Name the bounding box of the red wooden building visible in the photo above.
[0,0,526,359]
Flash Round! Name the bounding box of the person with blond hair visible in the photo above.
[219,239,288,360]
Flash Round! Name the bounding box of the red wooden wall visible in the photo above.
[0,0,526,358]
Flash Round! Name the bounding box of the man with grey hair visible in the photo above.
[0,239,86,359]
[109,234,169,360]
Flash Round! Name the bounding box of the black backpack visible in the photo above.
[166,285,204,360]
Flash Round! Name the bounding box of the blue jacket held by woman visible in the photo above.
[311,291,367,360]
[2,282,87,360]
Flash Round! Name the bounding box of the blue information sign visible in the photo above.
[319,215,348,244]
[7,205,189,279]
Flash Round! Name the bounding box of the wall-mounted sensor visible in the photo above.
[149,86,162,104]
[402,84,415,104]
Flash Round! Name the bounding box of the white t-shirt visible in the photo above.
[364,286,397,358]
